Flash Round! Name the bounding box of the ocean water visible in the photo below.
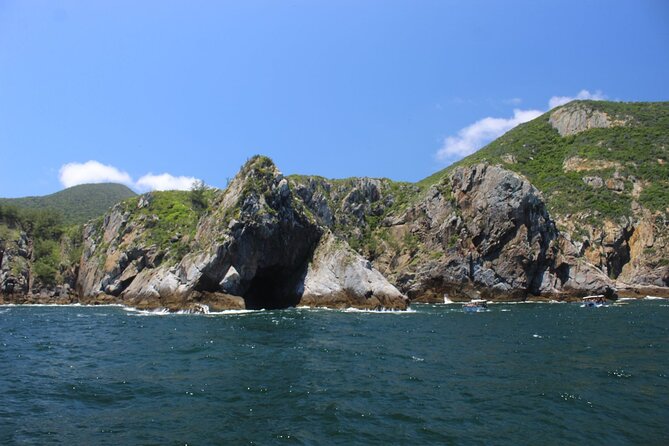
[0,300,667,445]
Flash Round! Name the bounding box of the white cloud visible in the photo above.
[135,173,198,192]
[437,90,607,163]
[58,160,200,192]
[436,109,543,160]
[59,160,134,188]
[548,89,606,109]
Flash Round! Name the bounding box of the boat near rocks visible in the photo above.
[463,299,489,313]
[581,295,608,308]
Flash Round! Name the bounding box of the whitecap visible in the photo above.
[296,306,416,314]
[206,309,258,316]
[123,307,171,316]
[342,307,416,314]
[122,305,260,316]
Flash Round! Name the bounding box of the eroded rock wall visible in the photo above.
[77,157,408,310]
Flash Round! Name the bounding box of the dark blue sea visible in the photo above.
[1,299,667,445]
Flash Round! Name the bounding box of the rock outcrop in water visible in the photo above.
[75,156,408,311]
[291,164,616,302]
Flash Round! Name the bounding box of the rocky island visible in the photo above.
[1,100,668,310]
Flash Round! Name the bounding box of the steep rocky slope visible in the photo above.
[290,164,615,301]
[417,100,669,291]
[76,156,407,310]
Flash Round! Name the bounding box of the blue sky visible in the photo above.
[1,0,668,197]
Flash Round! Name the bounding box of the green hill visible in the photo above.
[0,183,137,225]
[420,100,669,222]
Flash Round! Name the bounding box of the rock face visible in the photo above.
[300,232,408,309]
[568,212,669,288]
[76,156,407,311]
[292,163,616,301]
[549,102,628,136]
[0,230,31,295]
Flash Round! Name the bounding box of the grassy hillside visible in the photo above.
[0,183,137,225]
[420,101,669,222]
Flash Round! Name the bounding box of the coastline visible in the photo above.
[2,285,668,313]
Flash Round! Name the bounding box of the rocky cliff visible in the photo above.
[291,164,616,302]
[75,156,407,311]
[419,100,668,294]
[2,101,668,308]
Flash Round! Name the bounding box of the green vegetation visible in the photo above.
[0,183,137,225]
[0,203,80,287]
[189,180,211,214]
[418,101,669,220]
[120,190,204,259]
[239,155,279,202]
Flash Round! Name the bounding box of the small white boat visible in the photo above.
[463,299,488,312]
[581,295,607,308]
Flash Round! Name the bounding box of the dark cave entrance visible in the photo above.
[243,265,302,310]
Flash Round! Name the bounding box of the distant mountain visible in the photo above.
[0,183,137,225]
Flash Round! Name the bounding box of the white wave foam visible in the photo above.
[295,306,416,314]
[122,306,259,316]
[206,309,257,315]
[645,296,667,300]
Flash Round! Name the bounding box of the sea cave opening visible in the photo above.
[243,264,302,310]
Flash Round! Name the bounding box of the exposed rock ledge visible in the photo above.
[549,102,629,136]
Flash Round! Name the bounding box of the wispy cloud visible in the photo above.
[548,89,606,109]
[59,161,134,188]
[436,109,543,160]
[59,160,200,192]
[135,173,199,192]
[437,90,606,162]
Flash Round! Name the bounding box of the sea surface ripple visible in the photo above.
[0,300,667,445]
